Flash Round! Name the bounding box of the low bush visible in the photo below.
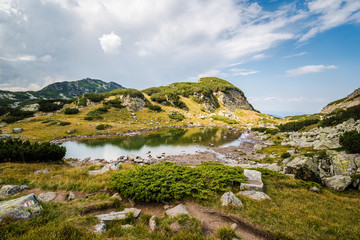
[95,124,112,130]
[0,139,66,163]
[110,162,245,202]
[84,93,104,102]
[252,127,279,135]
[216,226,239,240]
[104,99,125,109]
[1,108,35,123]
[148,104,162,112]
[281,152,291,159]
[320,105,360,127]
[38,99,72,112]
[168,112,185,121]
[278,119,319,132]
[339,130,360,153]
[64,108,79,115]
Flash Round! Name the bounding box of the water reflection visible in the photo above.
[62,127,243,161]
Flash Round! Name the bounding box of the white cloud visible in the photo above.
[252,53,269,60]
[0,55,37,62]
[286,65,337,77]
[229,68,258,76]
[99,31,122,54]
[283,52,307,58]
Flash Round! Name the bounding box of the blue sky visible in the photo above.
[0,0,359,116]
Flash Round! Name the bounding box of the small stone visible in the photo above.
[149,216,157,231]
[1,134,12,140]
[67,191,75,201]
[230,223,238,230]
[12,128,24,133]
[309,186,321,193]
[66,129,75,134]
[38,192,57,202]
[164,205,170,210]
[94,222,106,234]
[165,204,190,218]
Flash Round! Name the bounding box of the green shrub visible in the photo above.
[1,108,35,123]
[0,139,66,163]
[110,162,245,202]
[278,119,319,132]
[38,100,68,112]
[168,112,185,121]
[320,105,360,127]
[281,152,291,159]
[104,99,125,108]
[252,127,279,135]
[64,108,79,114]
[339,130,360,153]
[216,226,240,240]
[148,104,162,112]
[211,115,238,125]
[96,124,112,130]
[84,93,104,102]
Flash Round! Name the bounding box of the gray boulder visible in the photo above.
[240,169,263,191]
[12,128,24,133]
[67,192,75,201]
[96,208,141,221]
[38,192,57,202]
[285,156,319,181]
[165,204,190,218]
[0,185,29,196]
[149,215,157,231]
[327,150,360,176]
[238,190,271,201]
[34,169,51,175]
[220,192,243,207]
[66,129,75,134]
[323,175,352,192]
[94,222,106,234]
[1,134,12,140]
[309,186,321,193]
[0,194,42,221]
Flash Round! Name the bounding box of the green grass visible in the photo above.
[210,115,238,125]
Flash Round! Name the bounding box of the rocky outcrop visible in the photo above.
[284,156,320,182]
[120,95,147,111]
[281,118,360,149]
[12,128,24,133]
[1,134,11,140]
[193,92,219,113]
[323,175,352,191]
[20,103,39,112]
[0,194,42,221]
[221,192,243,207]
[321,88,360,114]
[214,89,254,112]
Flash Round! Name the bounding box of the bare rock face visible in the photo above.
[321,88,360,114]
[20,103,40,112]
[215,90,254,112]
[0,194,42,221]
[121,96,147,111]
[165,204,190,218]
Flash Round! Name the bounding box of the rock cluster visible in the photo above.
[238,169,271,201]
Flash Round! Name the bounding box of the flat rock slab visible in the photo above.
[38,192,57,202]
[240,169,264,191]
[0,193,42,221]
[165,204,190,218]
[244,169,262,181]
[238,191,271,201]
[221,192,243,207]
[0,185,29,196]
[96,208,141,221]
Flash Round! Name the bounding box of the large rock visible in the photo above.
[1,134,12,140]
[121,96,147,111]
[326,150,360,176]
[0,185,29,196]
[38,192,57,202]
[240,169,263,191]
[88,163,121,175]
[238,190,271,201]
[12,128,24,133]
[0,194,42,221]
[21,103,40,112]
[165,204,190,218]
[323,175,352,192]
[96,208,141,221]
[220,192,243,207]
[214,89,254,112]
[285,156,320,181]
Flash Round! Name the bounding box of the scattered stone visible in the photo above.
[323,175,352,192]
[12,128,24,133]
[253,144,263,151]
[88,163,121,175]
[67,191,75,201]
[66,129,75,134]
[220,192,243,207]
[34,169,52,175]
[111,193,122,200]
[238,191,271,201]
[1,134,12,140]
[0,194,42,221]
[230,223,238,230]
[149,215,157,231]
[122,224,134,229]
[240,169,263,191]
[94,222,106,234]
[165,204,190,218]
[309,186,321,193]
[38,192,57,202]
[96,208,141,221]
[0,185,29,196]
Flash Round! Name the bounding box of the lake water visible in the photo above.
[62,127,248,161]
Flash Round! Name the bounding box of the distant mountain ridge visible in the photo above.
[0,78,124,107]
[321,87,360,114]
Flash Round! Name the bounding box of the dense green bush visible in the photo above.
[211,115,238,125]
[104,99,125,108]
[64,108,79,114]
[320,105,360,127]
[0,139,66,163]
[110,162,245,202]
[281,152,291,159]
[252,127,279,135]
[1,108,35,123]
[95,124,112,130]
[278,119,319,132]
[84,93,104,102]
[148,104,163,112]
[38,99,69,112]
[168,112,185,121]
[339,130,360,153]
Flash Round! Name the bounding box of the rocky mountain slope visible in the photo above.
[0,78,124,107]
[321,87,360,114]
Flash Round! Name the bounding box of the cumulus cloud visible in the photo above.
[99,32,122,54]
[286,65,338,77]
